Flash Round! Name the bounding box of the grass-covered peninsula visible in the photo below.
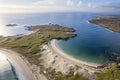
[0,24,89,80]
[89,16,120,32]
[0,24,76,65]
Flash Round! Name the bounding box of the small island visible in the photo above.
[6,24,18,27]
[89,16,120,32]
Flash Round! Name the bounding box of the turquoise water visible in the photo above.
[0,12,120,66]
[0,70,16,80]
[0,58,16,80]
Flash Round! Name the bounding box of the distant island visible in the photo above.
[89,16,120,32]
[6,24,18,27]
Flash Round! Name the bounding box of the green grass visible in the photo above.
[0,31,75,65]
[95,64,120,80]
[44,68,88,80]
[89,16,120,32]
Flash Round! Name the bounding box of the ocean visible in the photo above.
[0,12,120,79]
[0,53,16,80]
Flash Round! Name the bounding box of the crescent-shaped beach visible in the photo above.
[49,40,101,71]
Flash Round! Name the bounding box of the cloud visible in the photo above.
[67,0,74,7]
[77,1,82,7]
[0,0,120,13]
[87,3,93,8]
[33,0,55,6]
[32,0,64,7]
[96,2,120,9]
[0,0,84,13]
[91,2,120,12]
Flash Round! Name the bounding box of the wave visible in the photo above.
[0,58,16,80]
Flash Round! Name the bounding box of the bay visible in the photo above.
[0,12,120,64]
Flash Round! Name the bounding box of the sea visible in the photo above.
[0,53,16,80]
[0,12,120,79]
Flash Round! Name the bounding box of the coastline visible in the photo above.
[0,48,47,80]
[0,48,35,80]
[0,39,102,80]
[7,60,19,80]
[88,20,114,33]
[49,39,101,71]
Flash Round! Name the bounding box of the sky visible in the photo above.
[0,0,120,13]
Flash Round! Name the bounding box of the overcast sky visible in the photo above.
[0,0,120,13]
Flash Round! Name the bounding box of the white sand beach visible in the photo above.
[50,39,100,68]
[50,40,100,68]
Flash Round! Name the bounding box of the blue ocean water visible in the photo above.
[0,55,16,80]
[0,12,120,65]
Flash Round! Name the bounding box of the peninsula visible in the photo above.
[1,23,119,80]
[89,16,120,32]
[0,24,76,65]
[0,24,92,80]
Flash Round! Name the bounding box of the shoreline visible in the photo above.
[49,39,101,71]
[7,59,19,80]
[88,20,114,33]
[0,48,35,80]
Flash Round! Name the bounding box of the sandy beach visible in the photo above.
[50,39,100,68]
[48,39,101,72]
[0,48,47,80]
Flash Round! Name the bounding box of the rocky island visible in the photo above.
[89,16,120,32]
[6,24,18,27]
